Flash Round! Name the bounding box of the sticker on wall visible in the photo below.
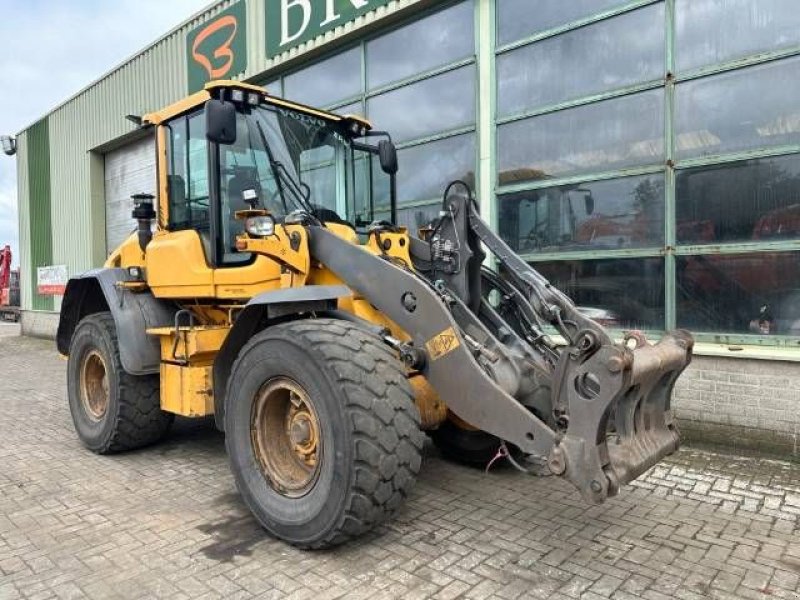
[187,1,248,93]
[37,265,68,296]
[266,0,393,59]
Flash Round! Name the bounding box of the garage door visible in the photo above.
[104,136,156,253]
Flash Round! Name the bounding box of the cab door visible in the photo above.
[146,110,215,298]
[209,109,283,297]
[147,108,282,300]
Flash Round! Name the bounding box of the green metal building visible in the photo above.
[15,0,800,454]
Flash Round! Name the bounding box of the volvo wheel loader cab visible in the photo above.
[58,81,694,548]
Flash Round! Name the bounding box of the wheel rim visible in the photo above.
[251,377,322,498]
[80,350,109,421]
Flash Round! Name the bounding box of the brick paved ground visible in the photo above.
[1,327,799,600]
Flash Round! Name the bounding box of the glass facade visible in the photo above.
[262,0,800,345]
[496,4,664,115]
[535,257,666,331]
[496,0,800,345]
[498,173,665,253]
[265,1,476,233]
[675,0,800,72]
[677,252,800,336]
[498,90,665,182]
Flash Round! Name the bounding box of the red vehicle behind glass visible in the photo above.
[680,204,800,335]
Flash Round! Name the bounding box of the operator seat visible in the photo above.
[167,175,187,226]
[226,166,262,249]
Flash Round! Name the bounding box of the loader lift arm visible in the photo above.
[310,188,693,504]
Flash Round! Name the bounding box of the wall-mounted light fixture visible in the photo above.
[0,136,16,156]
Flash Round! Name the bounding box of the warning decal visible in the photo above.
[425,327,461,361]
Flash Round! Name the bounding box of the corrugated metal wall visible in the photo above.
[103,136,157,252]
[19,0,426,312]
[46,21,192,312]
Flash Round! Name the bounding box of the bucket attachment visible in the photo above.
[547,329,693,503]
[456,195,695,503]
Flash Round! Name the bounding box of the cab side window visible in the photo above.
[166,112,211,247]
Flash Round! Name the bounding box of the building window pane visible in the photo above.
[676,0,800,73]
[351,151,372,226]
[677,252,800,335]
[497,0,628,47]
[375,202,441,233]
[675,57,800,160]
[367,65,475,144]
[533,258,665,330]
[263,79,281,96]
[300,147,336,212]
[498,90,664,184]
[498,174,665,253]
[677,154,800,245]
[498,5,664,116]
[335,101,364,117]
[283,48,361,107]
[396,133,475,204]
[367,1,474,90]
[374,133,476,207]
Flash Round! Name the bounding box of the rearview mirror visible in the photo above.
[378,140,398,175]
[205,99,237,145]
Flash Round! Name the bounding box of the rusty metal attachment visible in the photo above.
[80,350,110,421]
[549,329,693,503]
[250,377,322,497]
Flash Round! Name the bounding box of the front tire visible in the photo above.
[225,318,424,549]
[67,312,173,453]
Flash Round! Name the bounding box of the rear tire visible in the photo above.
[67,312,173,453]
[431,419,505,466]
[224,318,424,549]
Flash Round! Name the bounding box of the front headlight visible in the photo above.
[245,215,275,237]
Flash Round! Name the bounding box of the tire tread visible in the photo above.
[229,318,424,549]
[74,313,172,454]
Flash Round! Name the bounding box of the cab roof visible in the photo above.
[142,80,372,132]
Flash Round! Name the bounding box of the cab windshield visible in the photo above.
[219,104,380,258]
[166,101,388,265]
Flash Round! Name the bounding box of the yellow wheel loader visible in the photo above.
[57,81,694,548]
